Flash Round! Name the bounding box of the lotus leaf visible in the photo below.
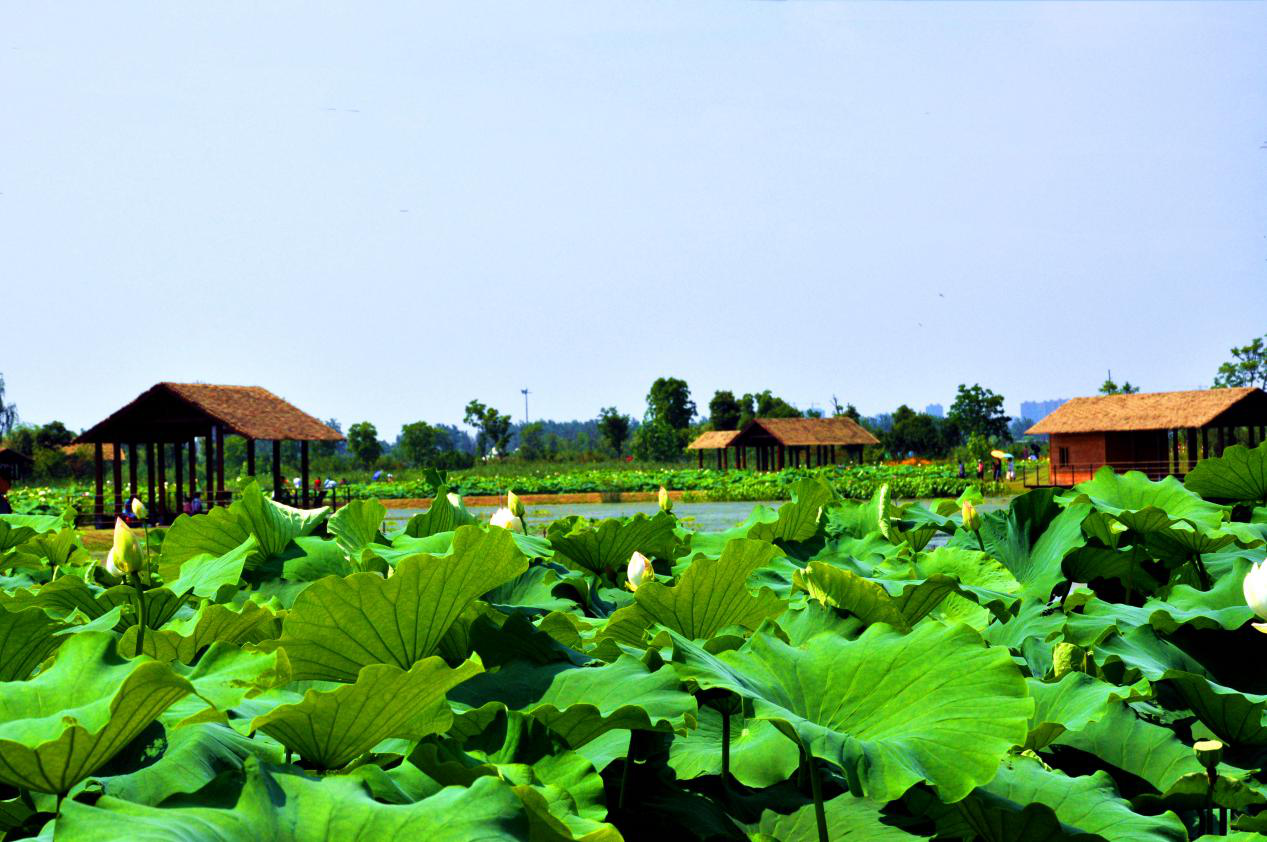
[1184,442,1267,503]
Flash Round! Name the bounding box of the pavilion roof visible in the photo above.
[76,383,344,443]
[1026,387,1265,435]
[736,416,880,447]
[686,430,740,450]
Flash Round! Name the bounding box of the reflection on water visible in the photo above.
[384,497,1011,537]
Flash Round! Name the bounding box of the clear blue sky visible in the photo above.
[2,2,1264,436]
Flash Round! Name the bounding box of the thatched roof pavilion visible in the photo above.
[1025,387,1267,485]
[75,383,343,523]
[693,416,879,472]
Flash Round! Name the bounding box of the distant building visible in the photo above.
[924,403,944,418]
[1020,399,1065,424]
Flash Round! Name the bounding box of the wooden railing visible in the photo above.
[1020,460,1194,488]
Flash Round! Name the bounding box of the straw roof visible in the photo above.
[77,383,344,443]
[1026,388,1264,435]
[686,430,740,450]
[739,416,880,447]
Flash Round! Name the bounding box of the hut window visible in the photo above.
[1057,447,1070,466]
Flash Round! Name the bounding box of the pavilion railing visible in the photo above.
[1020,460,1195,489]
[78,484,353,528]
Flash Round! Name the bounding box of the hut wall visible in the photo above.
[1049,432,1105,485]
[1105,430,1168,475]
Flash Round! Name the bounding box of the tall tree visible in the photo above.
[397,421,443,468]
[1213,335,1267,389]
[34,421,73,450]
[314,418,344,458]
[464,400,512,457]
[708,390,742,430]
[947,384,1011,442]
[738,390,801,427]
[1099,374,1140,395]
[346,421,382,467]
[0,374,17,437]
[597,407,632,457]
[886,406,946,456]
[646,377,696,431]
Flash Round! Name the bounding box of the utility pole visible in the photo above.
[521,388,530,423]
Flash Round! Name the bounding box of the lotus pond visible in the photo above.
[1,443,1267,840]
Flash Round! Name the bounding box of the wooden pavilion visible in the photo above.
[74,383,344,524]
[0,447,32,482]
[692,416,879,472]
[686,430,740,469]
[1025,387,1267,486]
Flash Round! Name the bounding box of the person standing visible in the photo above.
[976,459,985,481]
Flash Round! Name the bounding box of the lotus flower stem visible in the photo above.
[129,573,147,657]
[618,731,635,809]
[1192,553,1211,590]
[806,753,828,842]
[974,531,986,554]
[720,707,731,784]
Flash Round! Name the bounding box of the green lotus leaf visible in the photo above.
[0,573,102,619]
[793,562,1014,632]
[275,535,354,582]
[1076,556,1253,634]
[686,507,780,559]
[367,530,456,567]
[0,632,194,792]
[403,492,478,538]
[164,643,292,727]
[250,656,481,769]
[774,602,862,645]
[84,721,282,806]
[0,795,33,834]
[162,506,252,565]
[748,478,834,544]
[327,498,388,560]
[276,525,527,682]
[749,793,923,841]
[451,655,697,748]
[668,704,799,788]
[0,603,67,680]
[547,512,679,578]
[119,600,283,664]
[914,545,1021,629]
[232,481,328,559]
[631,538,787,640]
[1071,466,1226,531]
[1025,673,1127,750]
[953,489,1089,601]
[1184,442,1267,503]
[959,753,1187,842]
[824,486,890,540]
[165,536,258,601]
[1139,770,1267,813]
[486,564,585,616]
[56,758,529,840]
[0,512,70,553]
[1164,672,1267,746]
[98,585,185,632]
[1062,544,1160,594]
[24,527,92,568]
[671,622,1031,801]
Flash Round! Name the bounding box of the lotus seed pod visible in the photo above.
[1194,739,1223,771]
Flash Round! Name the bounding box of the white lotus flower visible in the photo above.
[1243,560,1267,632]
[489,507,524,533]
[131,497,148,519]
[447,492,462,507]
[627,551,654,591]
[104,546,121,577]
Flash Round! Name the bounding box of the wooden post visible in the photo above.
[112,443,123,517]
[188,438,197,501]
[301,441,310,507]
[1201,427,1209,459]
[145,442,155,521]
[1170,429,1179,476]
[93,442,104,522]
[1217,426,1226,456]
[156,441,166,520]
[174,440,184,513]
[246,438,256,477]
[215,426,225,504]
[722,447,728,471]
[204,432,214,506]
[128,443,139,505]
[1186,428,1198,471]
[777,445,784,471]
[698,450,703,469]
[831,445,837,464]
[273,440,282,498]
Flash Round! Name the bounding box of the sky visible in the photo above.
[2,1,1264,437]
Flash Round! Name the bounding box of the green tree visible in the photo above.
[464,400,513,458]
[738,390,801,427]
[34,421,73,450]
[1213,335,1267,389]
[313,418,344,458]
[632,418,683,462]
[947,384,1011,443]
[886,405,947,456]
[0,374,16,437]
[4,426,36,457]
[397,421,444,468]
[517,422,547,461]
[597,407,632,457]
[708,390,742,430]
[347,421,382,467]
[646,377,696,431]
[1099,374,1140,395]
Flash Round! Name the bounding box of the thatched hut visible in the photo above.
[727,416,879,471]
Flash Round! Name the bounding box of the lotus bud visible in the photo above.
[627,551,654,591]
[1194,739,1223,771]
[508,490,525,518]
[1244,561,1267,623]
[110,518,143,576]
[104,546,121,577]
[131,497,148,520]
[446,492,462,508]
[489,507,524,533]
[658,486,673,513]
[962,500,981,533]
